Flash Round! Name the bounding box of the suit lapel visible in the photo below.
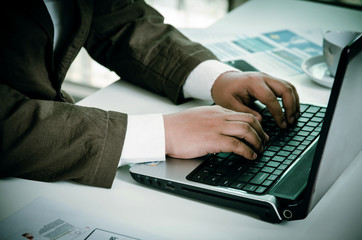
[54,0,94,83]
[25,0,54,42]
[23,0,94,89]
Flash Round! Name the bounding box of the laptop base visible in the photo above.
[130,159,283,223]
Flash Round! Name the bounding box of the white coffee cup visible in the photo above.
[323,30,360,76]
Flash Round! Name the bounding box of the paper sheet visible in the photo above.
[0,198,162,240]
[181,28,324,78]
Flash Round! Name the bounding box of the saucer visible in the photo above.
[301,55,334,88]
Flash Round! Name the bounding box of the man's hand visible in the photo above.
[163,106,269,160]
[211,71,300,129]
[164,71,299,160]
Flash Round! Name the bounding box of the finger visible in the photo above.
[264,77,300,124]
[281,82,300,124]
[216,135,258,160]
[249,81,287,128]
[223,121,265,154]
[223,112,269,143]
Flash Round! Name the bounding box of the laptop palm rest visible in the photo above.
[269,143,316,200]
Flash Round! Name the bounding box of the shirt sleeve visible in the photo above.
[119,114,165,166]
[182,60,240,101]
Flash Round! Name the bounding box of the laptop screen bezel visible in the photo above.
[302,34,362,214]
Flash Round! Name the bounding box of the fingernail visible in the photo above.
[252,152,258,160]
[264,133,270,142]
[281,120,287,129]
[289,116,295,124]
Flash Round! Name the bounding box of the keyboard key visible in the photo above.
[247,167,260,174]
[250,172,270,185]
[273,169,283,175]
[278,151,290,157]
[306,121,319,127]
[268,174,278,181]
[210,156,225,164]
[218,179,231,187]
[237,172,254,183]
[262,166,275,173]
[254,162,265,168]
[192,172,208,182]
[217,152,232,158]
[298,117,309,123]
[301,112,313,118]
[243,184,258,192]
[282,145,296,152]
[310,131,319,136]
[203,176,219,185]
[302,126,315,132]
[262,180,273,187]
[229,182,244,189]
[312,117,323,122]
[273,141,286,147]
[267,161,280,168]
[268,146,281,152]
[284,159,293,165]
[263,151,275,157]
[292,149,302,156]
[288,140,300,146]
[306,106,320,113]
[299,104,309,112]
[272,156,285,162]
[297,131,309,137]
[204,162,218,170]
[278,164,288,170]
[316,112,325,118]
[256,186,267,194]
[259,156,271,162]
[292,135,305,141]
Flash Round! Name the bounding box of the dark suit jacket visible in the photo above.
[0,0,217,188]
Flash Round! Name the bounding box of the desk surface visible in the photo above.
[1,1,362,239]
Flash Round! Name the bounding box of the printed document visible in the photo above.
[0,198,163,240]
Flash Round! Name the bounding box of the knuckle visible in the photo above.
[284,84,294,94]
[248,73,264,83]
[245,113,257,123]
[239,121,252,132]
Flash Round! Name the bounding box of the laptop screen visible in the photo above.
[307,34,362,211]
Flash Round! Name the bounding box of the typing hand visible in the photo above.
[211,71,300,129]
[163,106,269,160]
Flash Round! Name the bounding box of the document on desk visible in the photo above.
[181,28,323,78]
[0,198,161,240]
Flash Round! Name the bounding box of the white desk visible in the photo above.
[1,1,362,239]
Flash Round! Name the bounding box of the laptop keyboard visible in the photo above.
[186,103,326,194]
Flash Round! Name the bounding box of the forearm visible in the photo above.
[84,0,217,104]
[0,84,126,188]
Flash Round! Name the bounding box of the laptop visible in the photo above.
[129,34,362,223]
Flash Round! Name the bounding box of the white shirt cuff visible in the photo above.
[119,114,166,166]
[182,60,240,101]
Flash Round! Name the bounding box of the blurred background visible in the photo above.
[63,0,361,102]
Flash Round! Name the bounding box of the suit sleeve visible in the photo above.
[84,0,218,104]
[0,84,127,188]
